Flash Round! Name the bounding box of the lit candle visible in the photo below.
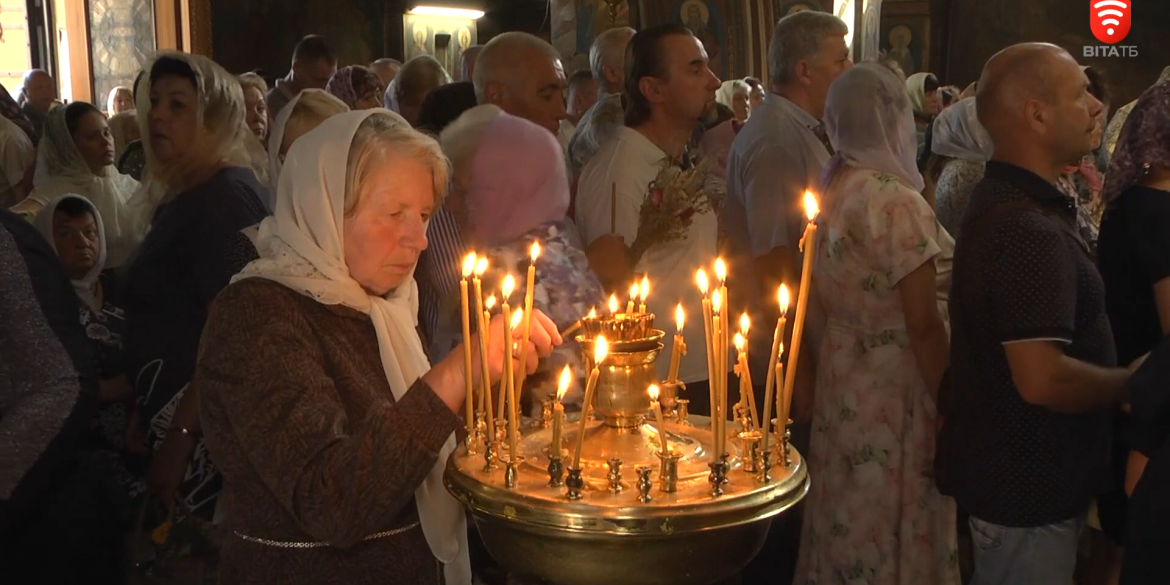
[515,243,541,401]
[714,258,729,405]
[608,294,619,316]
[498,276,516,432]
[638,276,649,314]
[696,270,716,425]
[712,289,724,459]
[648,384,669,455]
[572,336,609,470]
[780,192,819,430]
[460,254,477,441]
[473,258,490,416]
[667,304,686,384]
[483,294,497,436]
[502,276,520,457]
[551,365,570,459]
[627,282,638,315]
[761,285,789,456]
[730,332,758,432]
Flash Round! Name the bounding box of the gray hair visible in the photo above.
[473,32,561,103]
[345,113,450,216]
[394,55,452,105]
[237,72,269,96]
[767,11,849,88]
[590,27,635,88]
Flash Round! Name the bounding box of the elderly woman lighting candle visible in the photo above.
[195,110,561,585]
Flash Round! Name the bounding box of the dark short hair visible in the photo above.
[416,81,478,135]
[63,101,102,135]
[1084,66,1109,104]
[293,34,336,65]
[568,69,595,92]
[150,56,198,91]
[923,73,940,93]
[743,76,762,89]
[54,196,94,220]
[624,23,695,127]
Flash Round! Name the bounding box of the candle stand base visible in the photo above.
[547,456,565,487]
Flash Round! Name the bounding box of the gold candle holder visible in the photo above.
[657,450,680,493]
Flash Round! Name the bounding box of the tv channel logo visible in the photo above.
[1090,0,1131,44]
[1084,0,1138,57]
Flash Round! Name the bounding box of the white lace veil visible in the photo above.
[33,194,107,311]
[233,109,471,584]
[32,104,140,267]
[127,52,268,232]
[931,97,993,162]
[823,62,925,192]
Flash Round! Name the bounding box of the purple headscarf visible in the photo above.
[325,65,383,110]
[464,111,570,248]
[1103,81,1170,204]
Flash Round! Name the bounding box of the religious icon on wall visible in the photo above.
[574,0,631,56]
[458,27,472,51]
[680,0,722,74]
[411,21,431,59]
[879,14,929,75]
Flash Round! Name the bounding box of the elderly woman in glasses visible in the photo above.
[195,109,561,585]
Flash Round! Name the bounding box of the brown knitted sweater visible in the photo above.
[196,278,461,585]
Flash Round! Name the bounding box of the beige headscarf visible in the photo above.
[128,52,268,231]
[232,109,470,584]
[34,194,107,312]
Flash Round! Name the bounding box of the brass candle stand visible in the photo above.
[444,312,809,585]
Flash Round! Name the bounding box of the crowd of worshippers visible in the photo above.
[1,9,1169,585]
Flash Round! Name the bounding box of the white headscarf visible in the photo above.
[233,109,470,585]
[32,105,139,267]
[822,62,925,192]
[905,72,934,118]
[931,97,993,162]
[383,79,400,112]
[715,79,748,109]
[267,88,349,201]
[33,194,107,311]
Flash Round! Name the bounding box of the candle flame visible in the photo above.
[557,365,571,401]
[502,274,515,299]
[779,284,790,314]
[778,342,785,360]
[485,294,497,310]
[639,276,649,302]
[474,257,488,276]
[629,282,639,302]
[648,384,660,401]
[529,241,541,262]
[510,307,524,329]
[587,306,597,319]
[461,253,477,278]
[712,289,722,314]
[594,335,609,363]
[803,191,820,221]
[696,269,709,295]
[739,312,751,335]
[675,304,685,331]
[714,258,727,284]
[734,332,745,352]
[608,294,619,315]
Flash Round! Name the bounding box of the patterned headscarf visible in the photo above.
[325,65,383,110]
[1102,81,1170,204]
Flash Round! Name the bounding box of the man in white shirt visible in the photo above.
[567,26,635,182]
[473,32,567,135]
[724,11,851,381]
[576,24,723,411]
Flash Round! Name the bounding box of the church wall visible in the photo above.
[944,0,1169,108]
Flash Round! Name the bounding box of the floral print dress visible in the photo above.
[795,168,960,585]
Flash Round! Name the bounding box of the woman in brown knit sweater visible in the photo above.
[195,109,561,585]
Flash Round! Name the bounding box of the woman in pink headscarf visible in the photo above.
[438,105,604,410]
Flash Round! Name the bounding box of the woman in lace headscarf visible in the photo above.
[196,109,560,584]
[798,62,958,585]
[120,52,269,523]
[715,79,750,122]
[12,102,140,265]
[927,97,993,236]
[326,65,385,111]
[438,105,603,406]
[906,72,941,157]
